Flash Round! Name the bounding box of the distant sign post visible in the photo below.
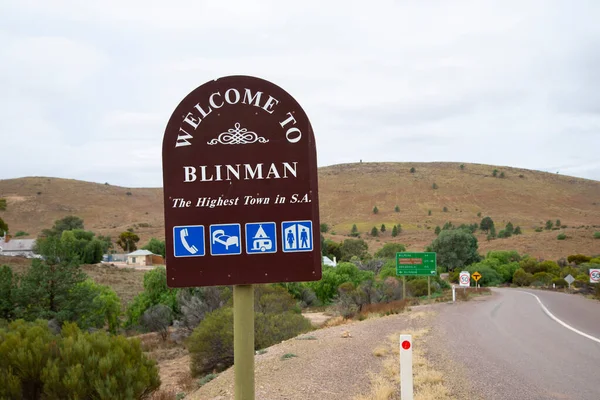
[590,269,600,284]
[472,271,481,290]
[162,75,321,400]
[459,271,470,288]
[396,252,437,300]
[565,274,575,290]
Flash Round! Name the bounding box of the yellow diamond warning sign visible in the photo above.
[472,271,482,282]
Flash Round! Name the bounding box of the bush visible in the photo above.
[557,233,566,240]
[188,308,311,376]
[0,320,160,399]
[371,227,379,236]
[374,243,406,259]
[552,278,568,288]
[394,205,400,212]
[432,183,438,190]
[126,267,179,328]
[513,269,534,286]
[567,254,592,265]
[14,231,29,237]
[594,232,600,239]
[372,206,379,214]
[340,239,369,261]
[532,272,553,286]
[407,279,429,297]
[410,167,415,173]
[514,226,522,235]
[142,304,173,341]
[443,206,448,212]
[534,227,543,232]
[320,223,329,233]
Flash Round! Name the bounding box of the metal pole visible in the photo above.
[427,276,431,300]
[234,285,254,400]
[403,276,406,300]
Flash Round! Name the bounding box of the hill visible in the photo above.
[1,162,599,260]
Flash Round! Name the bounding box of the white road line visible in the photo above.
[517,290,600,344]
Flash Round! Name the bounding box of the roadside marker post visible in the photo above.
[452,285,456,302]
[400,334,414,400]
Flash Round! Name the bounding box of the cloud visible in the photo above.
[0,0,599,187]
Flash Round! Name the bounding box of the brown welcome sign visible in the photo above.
[162,75,321,288]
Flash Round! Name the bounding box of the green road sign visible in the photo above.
[396,252,437,276]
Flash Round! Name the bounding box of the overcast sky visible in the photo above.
[1,0,599,187]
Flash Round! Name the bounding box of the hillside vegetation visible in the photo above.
[1,162,599,259]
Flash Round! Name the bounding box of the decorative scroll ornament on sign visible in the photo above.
[207,122,269,145]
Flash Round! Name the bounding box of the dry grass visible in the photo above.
[372,345,388,357]
[356,326,453,400]
[323,315,352,328]
[148,390,177,400]
[2,162,600,260]
[360,299,409,318]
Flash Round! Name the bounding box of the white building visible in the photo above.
[0,236,37,258]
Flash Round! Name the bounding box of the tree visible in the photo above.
[371,226,379,236]
[320,223,329,233]
[0,265,17,320]
[490,225,496,238]
[480,216,494,233]
[142,238,166,257]
[410,167,415,173]
[340,239,369,261]
[435,226,441,235]
[443,206,448,212]
[492,169,498,177]
[428,210,432,216]
[432,183,438,189]
[142,304,173,341]
[350,224,359,237]
[0,198,6,211]
[0,217,7,235]
[429,229,480,271]
[374,243,406,259]
[391,225,398,237]
[396,224,402,234]
[556,219,561,227]
[51,215,84,236]
[394,205,400,212]
[505,222,514,235]
[117,231,140,252]
[545,220,553,230]
[500,172,505,178]
[380,224,386,233]
[460,164,465,170]
[373,206,379,214]
[18,235,87,322]
[514,226,522,235]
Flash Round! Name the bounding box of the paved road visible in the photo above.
[437,288,600,400]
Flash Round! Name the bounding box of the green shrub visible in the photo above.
[557,233,566,240]
[0,198,6,211]
[552,278,568,288]
[407,279,429,297]
[374,243,406,259]
[371,227,379,236]
[0,320,159,399]
[432,183,438,190]
[394,205,400,212]
[188,308,311,376]
[410,167,415,173]
[320,223,329,233]
[126,267,179,328]
[514,226,522,235]
[309,263,374,304]
[513,268,534,286]
[14,231,29,237]
[532,272,553,286]
[534,227,543,232]
[567,254,592,265]
[340,238,369,261]
[594,232,600,239]
[372,206,379,214]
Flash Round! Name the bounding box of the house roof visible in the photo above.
[0,239,36,252]
[127,250,154,256]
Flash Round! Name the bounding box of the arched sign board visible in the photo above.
[162,75,321,288]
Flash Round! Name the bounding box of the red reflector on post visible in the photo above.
[402,340,411,350]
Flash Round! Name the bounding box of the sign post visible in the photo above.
[564,274,575,290]
[162,75,321,400]
[590,269,600,284]
[472,271,481,291]
[396,252,437,299]
[459,271,470,296]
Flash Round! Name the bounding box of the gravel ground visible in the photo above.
[189,306,457,400]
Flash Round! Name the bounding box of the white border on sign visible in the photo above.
[209,223,242,256]
[173,225,206,258]
[244,222,277,255]
[281,220,313,253]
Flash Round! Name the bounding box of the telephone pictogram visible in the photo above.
[180,228,198,254]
